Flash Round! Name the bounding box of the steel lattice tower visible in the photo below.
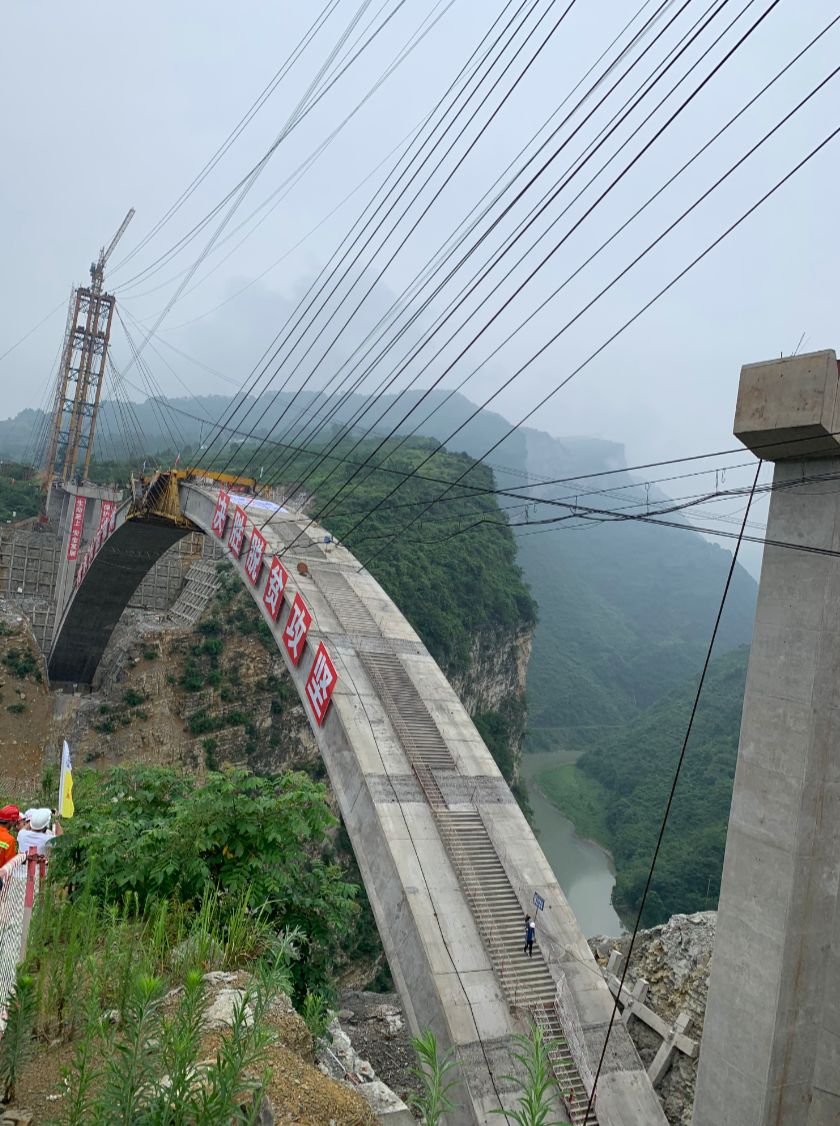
[42,208,134,486]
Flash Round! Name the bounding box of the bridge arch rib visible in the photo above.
[49,480,664,1126]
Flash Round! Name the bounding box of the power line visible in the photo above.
[195,0,563,469]
[332,65,837,567]
[249,0,780,523]
[126,0,459,308]
[113,0,386,294]
[109,0,342,276]
[218,0,691,493]
[262,0,796,551]
[226,0,686,493]
[581,459,761,1124]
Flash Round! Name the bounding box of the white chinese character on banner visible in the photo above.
[228,506,247,557]
[283,594,311,665]
[244,529,266,585]
[211,491,230,538]
[262,557,288,620]
[306,644,336,725]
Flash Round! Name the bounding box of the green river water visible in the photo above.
[522,751,624,938]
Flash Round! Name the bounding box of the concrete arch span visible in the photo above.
[49,480,665,1126]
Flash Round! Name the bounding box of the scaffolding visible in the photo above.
[42,208,134,487]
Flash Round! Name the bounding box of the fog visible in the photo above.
[2,0,838,575]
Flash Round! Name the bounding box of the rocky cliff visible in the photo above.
[591,911,716,1126]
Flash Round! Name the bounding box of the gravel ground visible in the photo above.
[338,989,423,1108]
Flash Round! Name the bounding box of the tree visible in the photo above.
[49,765,358,994]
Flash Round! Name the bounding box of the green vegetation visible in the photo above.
[50,764,358,998]
[94,694,150,733]
[300,990,331,1042]
[540,646,749,927]
[491,1024,570,1126]
[520,520,756,756]
[0,973,35,1102]
[3,646,42,682]
[218,437,536,680]
[409,1030,460,1125]
[0,463,41,524]
[15,883,298,1124]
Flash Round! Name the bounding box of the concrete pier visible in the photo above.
[693,351,840,1126]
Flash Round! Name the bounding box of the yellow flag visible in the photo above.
[59,740,74,819]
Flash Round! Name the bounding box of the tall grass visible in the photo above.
[491,1023,570,1126]
[408,1029,460,1125]
[11,879,299,1123]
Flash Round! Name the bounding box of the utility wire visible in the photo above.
[212,0,684,484]
[226,0,688,492]
[113,0,386,294]
[328,59,837,565]
[109,0,341,275]
[581,459,761,1124]
[130,0,458,307]
[249,0,774,520]
[261,0,795,549]
[197,0,569,469]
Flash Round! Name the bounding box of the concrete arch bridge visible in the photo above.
[48,473,665,1126]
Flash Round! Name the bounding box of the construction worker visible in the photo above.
[524,913,536,957]
[0,804,20,866]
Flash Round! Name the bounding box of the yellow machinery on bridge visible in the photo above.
[130,467,270,528]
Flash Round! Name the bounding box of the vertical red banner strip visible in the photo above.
[305,642,337,726]
[67,496,87,561]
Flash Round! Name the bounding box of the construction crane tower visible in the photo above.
[42,208,135,487]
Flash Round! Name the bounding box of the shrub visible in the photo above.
[301,991,331,1042]
[490,1023,568,1126]
[6,702,26,715]
[409,1030,459,1125]
[49,765,358,998]
[25,890,298,1123]
[180,665,204,693]
[0,972,35,1101]
[122,688,148,707]
[3,647,41,682]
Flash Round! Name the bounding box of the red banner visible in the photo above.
[228,505,247,558]
[283,593,311,666]
[244,528,267,586]
[211,491,230,538]
[263,557,288,621]
[66,496,87,561]
[98,500,116,529]
[306,643,337,726]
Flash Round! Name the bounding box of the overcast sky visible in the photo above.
[1,0,838,501]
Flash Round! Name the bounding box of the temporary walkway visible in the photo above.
[47,478,666,1125]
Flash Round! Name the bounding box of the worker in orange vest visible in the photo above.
[0,804,21,866]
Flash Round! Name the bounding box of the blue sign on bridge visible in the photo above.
[533,892,545,912]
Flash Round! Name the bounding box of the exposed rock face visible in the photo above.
[451,624,532,714]
[449,623,533,777]
[590,911,716,1126]
[0,601,60,790]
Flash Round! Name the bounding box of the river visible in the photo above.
[522,750,625,938]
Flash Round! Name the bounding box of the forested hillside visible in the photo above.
[3,390,758,923]
[538,646,749,926]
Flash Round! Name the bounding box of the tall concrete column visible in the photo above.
[693,350,840,1126]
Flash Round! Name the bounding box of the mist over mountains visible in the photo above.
[2,386,757,753]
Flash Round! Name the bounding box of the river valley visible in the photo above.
[522,750,624,938]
